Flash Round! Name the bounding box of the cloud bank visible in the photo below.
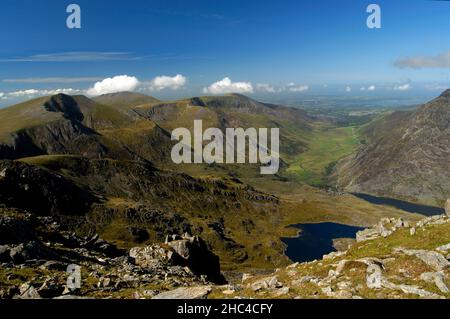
[203,77,254,94]
[288,84,309,92]
[395,50,450,69]
[256,83,276,93]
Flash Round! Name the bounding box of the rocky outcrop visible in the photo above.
[130,233,224,284]
[356,217,409,242]
[165,234,224,283]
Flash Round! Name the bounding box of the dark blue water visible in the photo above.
[352,193,444,217]
[282,223,364,263]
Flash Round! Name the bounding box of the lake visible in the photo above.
[282,222,364,263]
[352,193,444,217]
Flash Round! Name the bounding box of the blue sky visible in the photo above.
[1,0,450,105]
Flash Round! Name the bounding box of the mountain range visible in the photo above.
[1,90,447,270]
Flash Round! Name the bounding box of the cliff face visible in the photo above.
[337,90,450,206]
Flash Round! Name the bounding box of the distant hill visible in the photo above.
[93,91,160,108]
[337,89,450,206]
[0,92,314,173]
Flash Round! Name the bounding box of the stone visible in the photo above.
[131,234,224,283]
[396,284,441,299]
[250,276,282,291]
[366,264,383,289]
[323,251,345,260]
[419,272,449,294]
[356,228,380,242]
[410,227,416,236]
[274,287,290,296]
[152,286,212,299]
[242,273,253,283]
[9,241,59,264]
[97,277,112,289]
[130,244,182,268]
[53,295,90,299]
[166,234,223,283]
[397,248,449,271]
[395,218,409,228]
[15,283,41,299]
[436,243,450,253]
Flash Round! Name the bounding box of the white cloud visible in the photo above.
[86,75,140,96]
[6,88,83,98]
[395,50,450,69]
[7,89,41,97]
[289,85,309,92]
[203,77,253,94]
[149,74,186,91]
[256,83,276,93]
[393,83,411,91]
[345,86,352,92]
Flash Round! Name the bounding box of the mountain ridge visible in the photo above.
[337,90,450,206]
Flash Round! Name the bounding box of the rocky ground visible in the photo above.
[210,213,450,299]
[0,208,224,299]
[1,207,449,299]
